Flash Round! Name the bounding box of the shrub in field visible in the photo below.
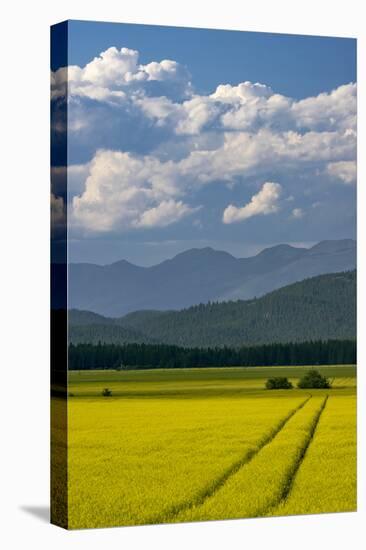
[265,377,293,390]
[297,369,330,389]
[102,388,112,397]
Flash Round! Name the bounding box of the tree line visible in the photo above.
[68,339,356,370]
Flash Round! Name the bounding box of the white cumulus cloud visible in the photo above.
[51,46,192,102]
[291,207,304,219]
[52,46,357,235]
[326,160,357,184]
[134,200,199,228]
[71,150,197,232]
[70,119,356,233]
[292,83,357,132]
[223,182,282,224]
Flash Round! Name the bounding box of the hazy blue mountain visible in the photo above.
[219,239,356,301]
[67,239,356,316]
[69,271,356,347]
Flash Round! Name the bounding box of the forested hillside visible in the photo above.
[69,324,159,345]
[69,271,356,348]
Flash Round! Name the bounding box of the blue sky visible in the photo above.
[51,20,357,265]
[65,21,356,100]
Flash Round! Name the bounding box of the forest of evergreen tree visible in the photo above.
[68,339,356,370]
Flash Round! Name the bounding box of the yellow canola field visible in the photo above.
[67,393,305,528]
[175,396,326,522]
[272,394,356,516]
[61,366,356,529]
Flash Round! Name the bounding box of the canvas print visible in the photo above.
[51,20,357,529]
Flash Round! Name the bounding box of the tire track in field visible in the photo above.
[266,394,329,515]
[150,394,312,524]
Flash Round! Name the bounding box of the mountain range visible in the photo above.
[67,239,356,317]
[69,270,356,348]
